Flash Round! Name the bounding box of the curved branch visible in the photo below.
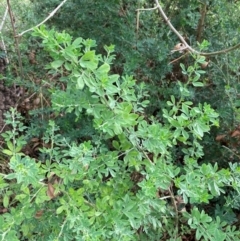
[16,0,68,37]
[154,0,240,56]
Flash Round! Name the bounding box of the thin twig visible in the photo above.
[159,195,171,200]
[136,6,158,32]
[154,0,240,56]
[0,123,7,134]
[0,5,8,31]
[17,0,68,37]
[57,218,67,240]
[222,145,240,160]
[170,46,189,54]
[7,0,23,78]
[154,0,196,53]
[136,6,158,12]
[169,53,188,65]
[0,37,9,64]
[125,129,154,164]
[136,10,140,32]
[168,185,179,240]
[0,5,9,64]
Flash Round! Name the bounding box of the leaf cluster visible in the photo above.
[1,28,240,241]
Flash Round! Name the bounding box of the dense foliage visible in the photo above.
[1,0,240,240]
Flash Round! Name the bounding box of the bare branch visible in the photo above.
[136,6,158,12]
[0,5,8,31]
[168,185,179,239]
[136,6,158,32]
[169,53,188,65]
[17,0,68,37]
[154,0,240,56]
[0,5,9,64]
[7,0,23,77]
[154,0,198,54]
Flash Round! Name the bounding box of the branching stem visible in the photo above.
[154,0,240,56]
[17,0,68,37]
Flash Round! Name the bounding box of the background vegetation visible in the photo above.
[0,0,240,240]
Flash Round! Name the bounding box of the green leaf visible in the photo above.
[170,95,175,104]
[21,223,30,236]
[104,44,115,53]
[192,123,204,138]
[72,37,83,47]
[51,60,64,69]
[182,129,189,140]
[6,173,17,181]
[113,123,123,135]
[96,63,110,76]
[214,228,226,241]
[181,103,189,115]
[3,195,9,208]
[77,76,85,89]
[112,140,120,150]
[15,145,22,153]
[2,149,13,156]
[192,82,204,87]
[6,141,13,151]
[80,51,98,70]
[56,205,65,214]
[193,75,200,82]
[180,63,186,73]
[196,228,202,240]
[5,230,19,241]
[64,62,72,71]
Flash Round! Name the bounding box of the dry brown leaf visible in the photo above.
[231,130,240,138]
[34,97,41,106]
[47,183,55,200]
[0,208,8,214]
[201,60,210,69]
[215,134,227,142]
[29,50,37,65]
[172,43,187,53]
[31,138,40,142]
[35,210,44,219]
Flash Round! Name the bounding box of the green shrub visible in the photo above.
[1,27,240,241]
